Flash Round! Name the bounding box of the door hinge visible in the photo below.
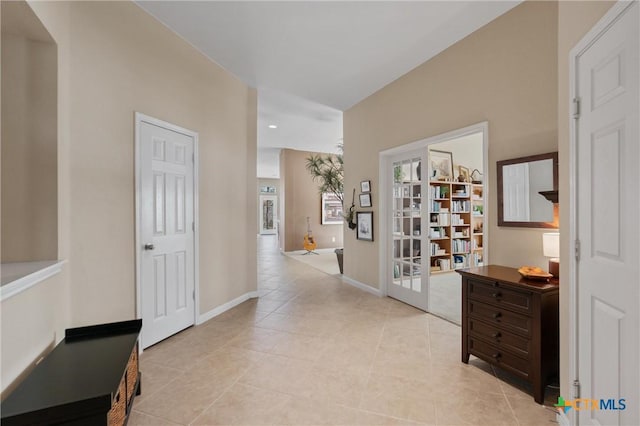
[192,290,195,301]
[192,222,195,232]
[575,239,581,262]
[192,153,195,163]
[573,379,581,399]
[573,97,581,119]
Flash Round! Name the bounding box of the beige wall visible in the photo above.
[65,1,257,324]
[280,149,344,251]
[1,0,257,391]
[344,1,559,288]
[1,0,71,395]
[1,3,58,262]
[557,0,614,402]
[431,132,484,176]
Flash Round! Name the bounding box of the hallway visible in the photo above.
[130,235,557,425]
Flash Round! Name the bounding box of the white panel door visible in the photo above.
[259,195,277,235]
[576,3,638,424]
[140,120,195,348]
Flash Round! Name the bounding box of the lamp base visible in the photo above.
[548,259,559,279]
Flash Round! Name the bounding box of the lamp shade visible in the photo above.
[543,232,560,258]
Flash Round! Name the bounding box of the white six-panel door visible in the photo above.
[575,3,638,424]
[138,117,196,348]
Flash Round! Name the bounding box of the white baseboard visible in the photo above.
[342,275,383,297]
[197,290,259,325]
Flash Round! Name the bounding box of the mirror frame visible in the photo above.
[497,151,558,228]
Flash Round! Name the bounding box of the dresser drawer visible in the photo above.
[468,278,532,314]
[468,300,531,337]
[468,318,530,358]
[460,266,559,404]
[469,337,529,380]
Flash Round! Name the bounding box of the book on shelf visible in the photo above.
[437,259,450,271]
[393,263,400,278]
[430,185,449,199]
[430,213,449,226]
[452,239,471,253]
[452,200,471,212]
[451,214,464,225]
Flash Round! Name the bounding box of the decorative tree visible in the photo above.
[305,147,344,204]
[305,145,355,229]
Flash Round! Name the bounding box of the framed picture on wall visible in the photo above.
[429,150,454,181]
[360,180,371,192]
[356,211,374,241]
[321,193,343,225]
[359,193,372,208]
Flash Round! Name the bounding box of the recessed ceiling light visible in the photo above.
[268,124,278,129]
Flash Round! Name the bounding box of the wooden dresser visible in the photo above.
[458,265,559,403]
[1,319,142,425]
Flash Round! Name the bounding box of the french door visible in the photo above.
[388,151,428,310]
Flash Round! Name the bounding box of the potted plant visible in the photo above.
[305,145,350,274]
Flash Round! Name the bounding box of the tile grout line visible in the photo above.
[355,310,388,415]
[495,364,522,425]
[130,409,183,425]
[187,362,262,425]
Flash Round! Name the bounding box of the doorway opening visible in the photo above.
[379,122,488,323]
[427,132,485,324]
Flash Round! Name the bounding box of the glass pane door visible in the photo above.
[388,154,427,311]
[259,195,277,235]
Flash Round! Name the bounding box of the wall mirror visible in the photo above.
[497,152,558,228]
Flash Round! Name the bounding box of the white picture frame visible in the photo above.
[321,193,343,225]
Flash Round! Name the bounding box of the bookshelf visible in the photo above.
[428,181,484,274]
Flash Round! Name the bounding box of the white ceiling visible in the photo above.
[136,1,520,177]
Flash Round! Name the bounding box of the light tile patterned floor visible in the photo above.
[130,236,558,425]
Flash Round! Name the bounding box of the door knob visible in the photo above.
[144,243,155,250]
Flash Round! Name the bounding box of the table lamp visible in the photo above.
[543,232,560,278]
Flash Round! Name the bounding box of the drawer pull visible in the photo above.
[492,312,502,319]
[492,352,501,359]
[491,332,501,338]
[492,293,502,298]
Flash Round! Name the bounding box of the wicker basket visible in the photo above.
[108,379,126,426]
[126,344,139,405]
